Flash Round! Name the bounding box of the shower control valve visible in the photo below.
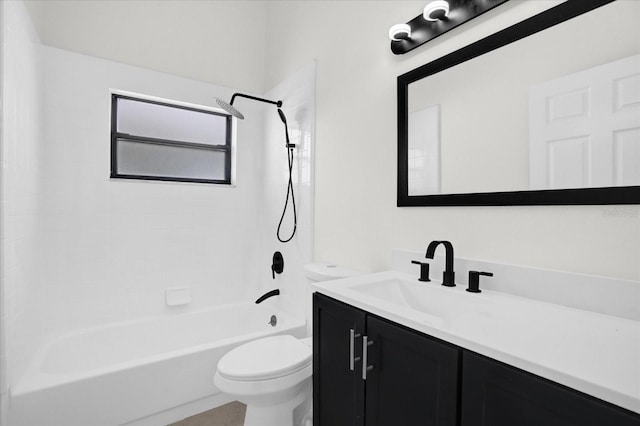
[271,251,284,279]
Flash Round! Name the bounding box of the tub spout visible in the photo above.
[255,289,280,304]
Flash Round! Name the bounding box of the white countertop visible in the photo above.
[312,270,640,414]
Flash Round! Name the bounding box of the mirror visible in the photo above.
[397,0,640,206]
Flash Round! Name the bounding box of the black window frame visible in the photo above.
[110,93,233,185]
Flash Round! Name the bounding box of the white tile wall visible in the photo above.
[27,44,267,340]
[0,3,5,423]
[1,1,44,423]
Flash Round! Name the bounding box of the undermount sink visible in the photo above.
[341,276,481,329]
[334,273,501,331]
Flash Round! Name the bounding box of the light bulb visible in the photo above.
[389,23,411,41]
[424,1,450,21]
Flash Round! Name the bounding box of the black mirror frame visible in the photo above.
[397,0,640,207]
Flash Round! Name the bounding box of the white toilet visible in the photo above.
[214,335,312,426]
[214,263,362,426]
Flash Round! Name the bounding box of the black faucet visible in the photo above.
[425,240,455,287]
[467,271,493,293]
[411,260,431,282]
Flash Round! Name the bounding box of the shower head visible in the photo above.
[215,98,245,120]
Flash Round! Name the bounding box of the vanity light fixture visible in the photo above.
[390,0,509,55]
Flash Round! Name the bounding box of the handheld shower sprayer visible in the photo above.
[215,93,297,243]
[277,108,287,124]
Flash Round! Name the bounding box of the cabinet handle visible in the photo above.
[362,335,374,380]
[349,329,361,371]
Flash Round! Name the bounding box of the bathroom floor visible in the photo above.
[168,401,246,426]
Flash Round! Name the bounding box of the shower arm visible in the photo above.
[230,93,282,108]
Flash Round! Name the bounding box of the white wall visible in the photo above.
[264,1,640,281]
[0,1,44,423]
[24,0,268,93]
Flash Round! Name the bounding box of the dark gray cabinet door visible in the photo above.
[313,293,366,426]
[364,315,460,426]
[461,351,640,426]
[313,293,460,426]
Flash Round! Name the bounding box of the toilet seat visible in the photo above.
[217,335,311,381]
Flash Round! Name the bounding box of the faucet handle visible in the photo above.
[411,260,431,282]
[467,271,493,293]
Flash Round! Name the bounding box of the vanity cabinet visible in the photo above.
[461,351,640,426]
[313,293,460,426]
[313,292,640,426]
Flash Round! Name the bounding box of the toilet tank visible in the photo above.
[304,263,362,282]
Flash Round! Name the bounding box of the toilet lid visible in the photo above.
[217,335,312,381]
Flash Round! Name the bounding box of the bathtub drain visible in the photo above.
[268,315,277,327]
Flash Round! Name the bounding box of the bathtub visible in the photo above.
[10,302,307,426]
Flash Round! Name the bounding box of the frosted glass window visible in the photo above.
[117,140,227,181]
[111,94,232,184]
[117,98,228,145]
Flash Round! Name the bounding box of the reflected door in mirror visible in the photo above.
[529,54,640,190]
